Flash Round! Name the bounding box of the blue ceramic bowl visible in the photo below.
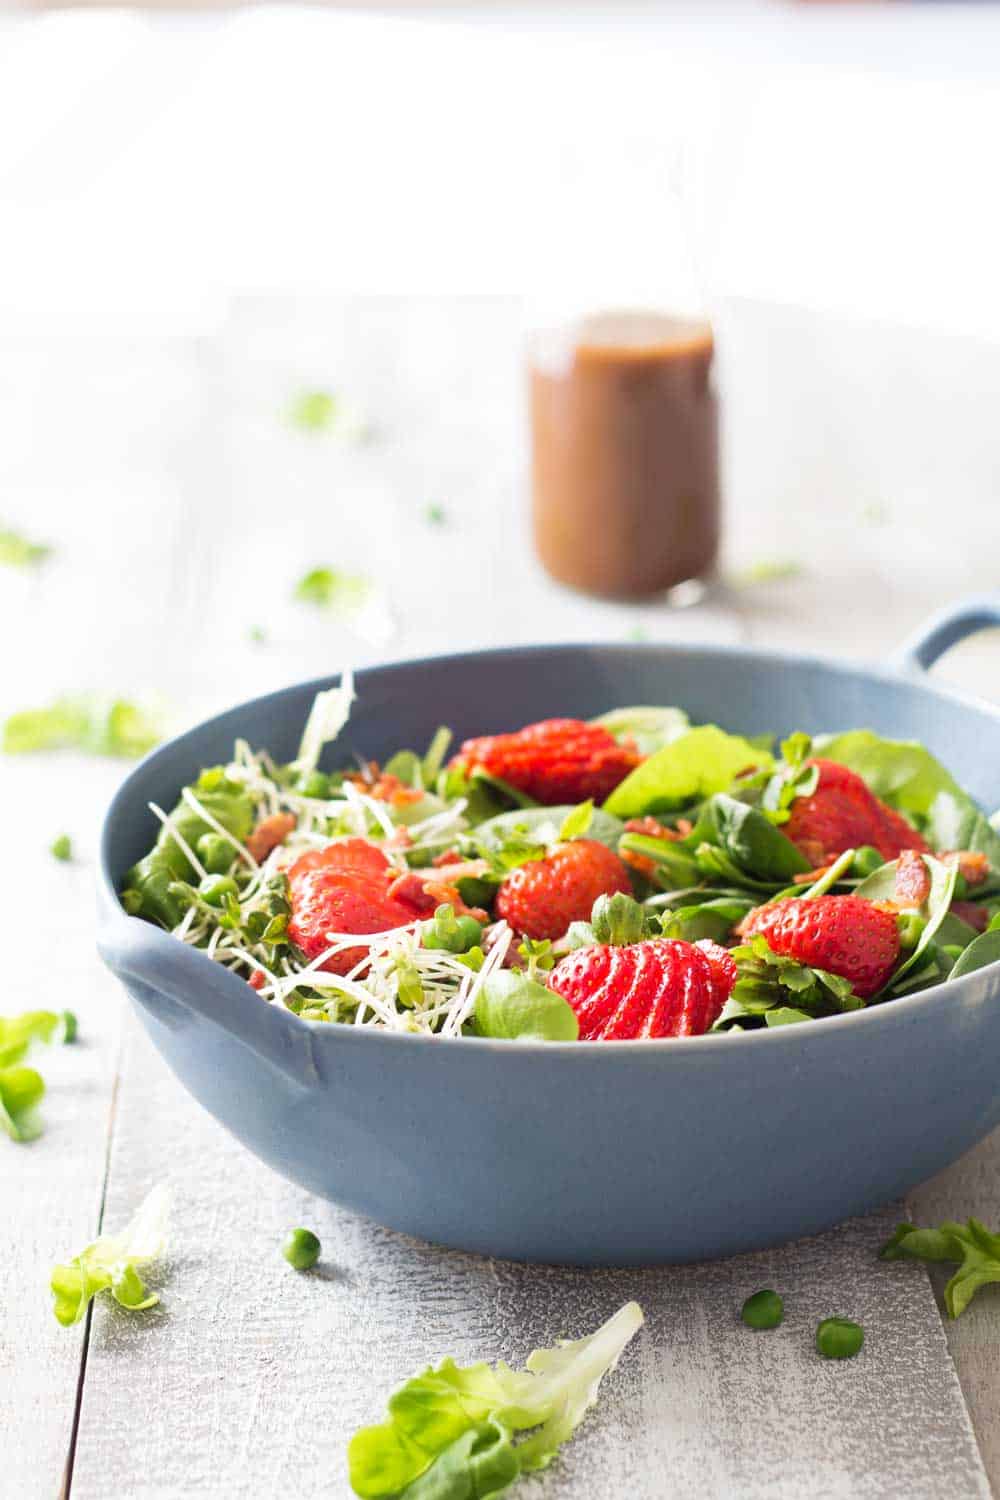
[98,597,1000,1265]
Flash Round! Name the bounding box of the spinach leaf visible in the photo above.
[692,794,811,883]
[603,726,772,819]
[926,791,1000,892]
[949,929,1000,980]
[855,854,957,998]
[814,729,965,817]
[476,805,625,854]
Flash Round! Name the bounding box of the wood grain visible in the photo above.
[68,1017,989,1500]
[1,761,125,1500]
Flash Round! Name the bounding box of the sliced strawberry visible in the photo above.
[454,718,640,805]
[547,937,735,1041]
[784,759,929,866]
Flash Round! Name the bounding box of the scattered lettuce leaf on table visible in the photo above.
[0,524,51,568]
[880,1218,1000,1318]
[604,726,772,819]
[51,1182,171,1327]
[348,1300,643,1498]
[3,697,161,758]
[0,1066,46,1141]
[0,1010,71,1142]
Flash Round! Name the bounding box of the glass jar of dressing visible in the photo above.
[529,310,720,600]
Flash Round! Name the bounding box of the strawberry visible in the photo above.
[739,893,900,999]
[454,718,639,805]
[784,759,929,866]
[287,839,423,975]
[495,839,632,940]
[547,936,735,1040]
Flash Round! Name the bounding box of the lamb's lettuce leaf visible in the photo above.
[472,971,579,1042]
[713,934,861,1031]
[50,1183,170,1327]
[880,1218,1000,1319]
[604,726,772,819]
[0,1010,61,1069]
[348,1301,643,1498]
[590,705,689,756]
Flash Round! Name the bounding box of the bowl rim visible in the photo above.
[98,637,1000,1059]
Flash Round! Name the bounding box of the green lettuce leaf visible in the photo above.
[0,1066,46,1141]
[124,771,255,927]
[472,971,578,1042]
[590,705,689,756]
[348,1301,643,1498]
[604,726,772,818]
[3,697,161,758]
[949,927,1000,980]
[880,1218,1000,1318]
[51,1183,170,1327]
[0,523,51,568]
[0,1010,61,1069]
[689,794,811,884]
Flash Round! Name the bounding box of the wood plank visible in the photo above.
[1,760,125,1500]
[912,1134,1000,1495]
[70,1016,989,1500]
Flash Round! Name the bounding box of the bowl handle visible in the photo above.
[890,595,1000,674]
[98,913,323,1092]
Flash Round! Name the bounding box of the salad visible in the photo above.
[122,674,1000,1042]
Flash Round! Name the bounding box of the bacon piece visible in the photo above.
[941,851,991,889]
[247,970,267,992]
[894,849,931,909]
[246,812,296,863]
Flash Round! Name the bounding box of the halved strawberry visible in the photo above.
[784,759,929,866]
[287,839,422,975]
[739,893,900,999]
[496,839,632,941]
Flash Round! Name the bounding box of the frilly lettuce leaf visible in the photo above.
[348,1301,644,1498]
[604,727,772,819]
[51,1183,171,1327]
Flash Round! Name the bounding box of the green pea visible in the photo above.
[282,1226,321,1270]
[50,833,73,862]
[199,874,239,908]
[852,846,884,878]
[816,1317,864,1359]
[896,911,925,950]
[296,769,330,799]
[740,1289,784,1329]
[196,833,236,875]
[62,1010,78,1044]
[423,908,484,953]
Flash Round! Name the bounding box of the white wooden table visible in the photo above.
[5,298,1000,1499]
